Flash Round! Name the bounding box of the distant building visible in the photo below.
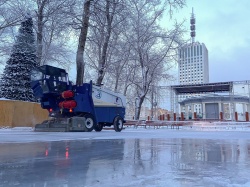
[177,8,209,115]
[179,94,250,121]
[178,8,209,85]
[178,42,209,85]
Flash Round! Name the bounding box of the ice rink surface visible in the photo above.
[1,127,250,187]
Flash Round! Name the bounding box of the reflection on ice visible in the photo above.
[0,138,250,187]
[168,139,250,186]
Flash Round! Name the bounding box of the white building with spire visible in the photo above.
[177,8,209,115]
[178,8,209,85]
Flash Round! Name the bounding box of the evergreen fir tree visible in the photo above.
[0,14,38,102]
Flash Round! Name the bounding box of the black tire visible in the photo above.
[83,113,96,132]
[113,116,123,132]
[94,123,103,132]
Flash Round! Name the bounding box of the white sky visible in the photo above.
[169,0,250,83]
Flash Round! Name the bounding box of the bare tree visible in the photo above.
[0,0,76,67]
[35,0,76,66]
[84,0,185,120]
[75,0,92,86]
[85,0,126,86]
[36,0,48,65]
[0,0,24,63]
[125,0,186,120]
[95,0,117,85]
[0,1,20,31]
[102,28,132,93]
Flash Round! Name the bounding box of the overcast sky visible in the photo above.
[171,0,250,83]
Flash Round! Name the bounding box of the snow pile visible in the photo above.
[0,127,34,131]
[0,98,10,100]
[182,121,250,131]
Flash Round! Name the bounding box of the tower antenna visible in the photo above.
[190,7,196,43]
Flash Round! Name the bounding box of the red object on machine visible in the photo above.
[59,100,77,109]
[61,90,74,99]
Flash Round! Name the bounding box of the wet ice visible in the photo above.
[0,128,250,187]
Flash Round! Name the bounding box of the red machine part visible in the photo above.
[61,90,74,99]
[59,100,77,109]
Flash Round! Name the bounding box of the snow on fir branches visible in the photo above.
[0,15,38,102]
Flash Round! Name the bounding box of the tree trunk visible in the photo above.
[114,73,119,92]
[36,0,48,65]
[76,0,91,86]
[150,87,154,120]
[135,96,145,120]
[37,17,43,65]
[96,0,115,85]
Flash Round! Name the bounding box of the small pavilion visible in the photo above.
[170,81,250,121]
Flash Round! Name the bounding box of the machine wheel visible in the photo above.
[113,116,123,132]
[94,123,103,132]
[83,113,96,132]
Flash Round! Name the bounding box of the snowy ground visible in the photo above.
[1,127,250,187]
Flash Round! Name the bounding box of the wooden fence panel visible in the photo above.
[0,100,48,128]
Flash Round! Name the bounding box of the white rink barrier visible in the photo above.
[182,121,250,131]
[124,120,250,131]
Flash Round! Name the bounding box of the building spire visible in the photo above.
[190,7,196,43]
